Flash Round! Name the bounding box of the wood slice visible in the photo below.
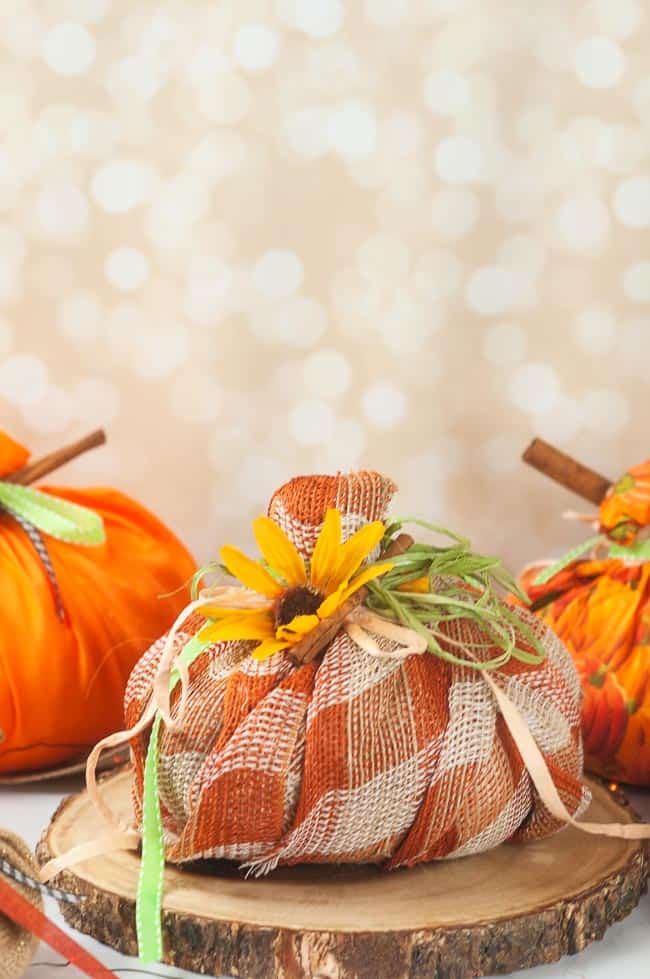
[38,769,648,979]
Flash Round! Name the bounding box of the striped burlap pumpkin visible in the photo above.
[125,471,588,873]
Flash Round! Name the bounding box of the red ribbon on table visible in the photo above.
[0,871,117,979]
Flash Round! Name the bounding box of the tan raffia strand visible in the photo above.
[0,832,43,979]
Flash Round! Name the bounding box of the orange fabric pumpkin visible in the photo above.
[522,459,650,786]
[0,432,196,775]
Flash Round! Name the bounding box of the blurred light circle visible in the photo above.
[0,354,48,406]
[91,160,158,213]
[302,348,351,399]
[294,0,344,38]
[133,324,190,379]
[328,102,377,159]
[35,181,88,239]
[572,306,616,353]
[435,136,483,183]
[508,362,560,414]
[285,107,330,159]
[623,261,650,303]
[252,249,304,300]
[466,266,515,316]
[424,69,470,116]
[57,290,103,341]
[22,385,73,434]
[105,247,150,291]
[574,37,624,89]
[289,398,336,444]
[613,176,650,227]
[233,24,279,72]
[68,0,111,22]
[595,0,641,39]
[362,381,407,429]
[555,195,610,252]
[364,0,409,27]
[323,417,366,470]
[43,23,96,76]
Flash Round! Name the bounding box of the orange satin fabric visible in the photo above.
[0,435,196,775]
[523,459,650,786]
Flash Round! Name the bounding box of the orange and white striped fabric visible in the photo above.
[125,471,588,872]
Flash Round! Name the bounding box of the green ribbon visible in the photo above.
[533,533,650,586]
[0,482,105,546]
[608,539,650,561]
[136,634,213,962]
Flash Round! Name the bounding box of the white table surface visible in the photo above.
[2,776,649,979]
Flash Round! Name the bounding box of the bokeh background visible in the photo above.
[0,0,648,570]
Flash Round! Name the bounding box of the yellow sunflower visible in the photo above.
[198,508,394,660]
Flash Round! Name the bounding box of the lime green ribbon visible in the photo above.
[533,534,650,586]
[0,482,105,545]
[136,634,213,962]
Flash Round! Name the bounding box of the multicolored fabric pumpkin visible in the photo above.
[119,470,589,957]
[522,458,650,786]
[0,430,196,776]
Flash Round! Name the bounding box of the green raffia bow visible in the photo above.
[533,533,650,586]
[0,482,105,546]
[134,519,546,961]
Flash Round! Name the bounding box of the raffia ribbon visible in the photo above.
[42,591,650,887]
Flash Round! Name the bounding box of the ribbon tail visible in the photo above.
[40,830,140,883]
[0,873,118,979]
[484,672,650,840]
[532,535,604,586]
[0,482,105,545]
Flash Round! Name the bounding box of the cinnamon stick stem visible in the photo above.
[289,532,414,666]
[6,430,107,487]
[522,438,612,506]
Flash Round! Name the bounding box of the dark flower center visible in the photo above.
[274,586,323,627]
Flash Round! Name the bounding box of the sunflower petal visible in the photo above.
[198,610,275,643]
[220,544,284,598]
[329,521,386,592]
[251,638,291,660]
[199,604,273,620]
[316,583,347,620]
[396,576,430,593]
[253,516,306,587]
[276,613,320,642]
[340,561,394,602]
[309,509,342,592]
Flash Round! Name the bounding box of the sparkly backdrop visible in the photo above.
[0,0,648,571]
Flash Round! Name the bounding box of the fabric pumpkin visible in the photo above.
[521,459,650,786]
[125,471,588,874]
[0,431,196,775]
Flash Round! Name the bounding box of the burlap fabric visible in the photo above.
[125,471,588,872]
[0,832,42,979]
